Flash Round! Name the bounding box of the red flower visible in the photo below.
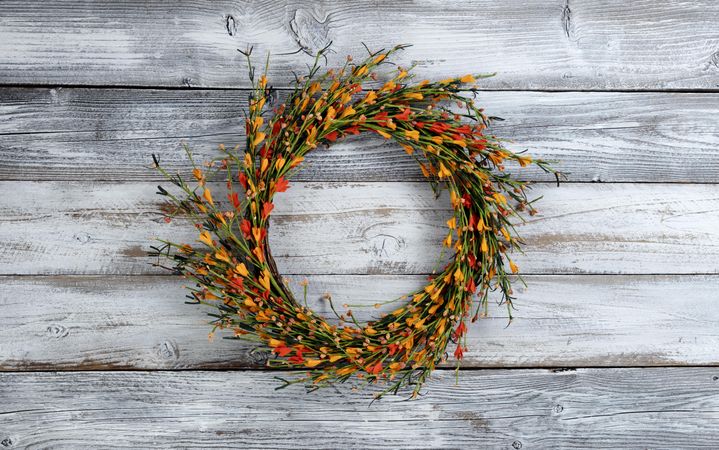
[466,278,476,294]
[228,192,240,209]
[394,108,411,121]
[240,219,251,239]
[388,343,400,356]
[454,345,464,360]
[274,346,293,357]
[262,201,274,220]
[467,253,477,268]
[453,321,467,340]
[374,111,389,126]
[429,122,450,134]
[367,362,383,375]
[275,177,289,193]
[325,131,339,142]
[344,126,360,135]
[272,120,283,136]
[238,173,248,190]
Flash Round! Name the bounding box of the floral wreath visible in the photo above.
[152,44,556,399]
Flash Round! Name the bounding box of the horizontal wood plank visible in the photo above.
[2,1,719,90]
[2,368,719,448]
[1,274,718,370]
[1,181,719,276]
[2,88,719,182]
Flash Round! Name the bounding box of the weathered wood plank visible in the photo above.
[3,88,719,182]
[2,1,719,90]
[1,181,719,275]
[1,274,718,370]
[2,368,718,448]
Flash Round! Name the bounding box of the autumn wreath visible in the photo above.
[152,44,556,398]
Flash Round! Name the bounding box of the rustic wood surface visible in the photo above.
[2,274,718,370]
[2,369,719,448]
[2,88,719,182]
[2,1,719,90]
[2,0,719,447]
[2,181,719,275]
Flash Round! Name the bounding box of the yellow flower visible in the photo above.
[454,267,464,284]
[260,269,271,292]
[493,193,507,205]
[481,236,489,253]
[199,231,213,247]
[509,260,520,274]
[275,157,286,171]
[305,359,323,368]
[340,105,355,118]
[446,217,456,229]
[214,247,231,263]
[235,263,249,277]
[252,132,266,147]
[405,129,420,141]
[443,233,452,247]
[405,92,423,100]
[363,91,377,104]
[373,54,386,64]
[376,129,391,139]
[401,144,414,155]
[260,158,269,173]
[460,74,476,83]
[500,227,511,241]
[437,162,452,178]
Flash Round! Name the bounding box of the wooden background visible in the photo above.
[1,1,719,447]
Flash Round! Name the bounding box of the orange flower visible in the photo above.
[203,188,214,206]
[509,260,519,274]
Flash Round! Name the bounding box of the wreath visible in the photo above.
[152,44,557,399]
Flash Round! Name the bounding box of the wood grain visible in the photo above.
[2,181,718,276]
[2,274,718,370]
[2,368,719,448]
[2,1,719,90]
[2,88,719,182]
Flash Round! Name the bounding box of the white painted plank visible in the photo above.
[2,88,719,182]
[1,1,719,89]
[1,181,718,275]
[1,274,718,370]
[1,368,719,448]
